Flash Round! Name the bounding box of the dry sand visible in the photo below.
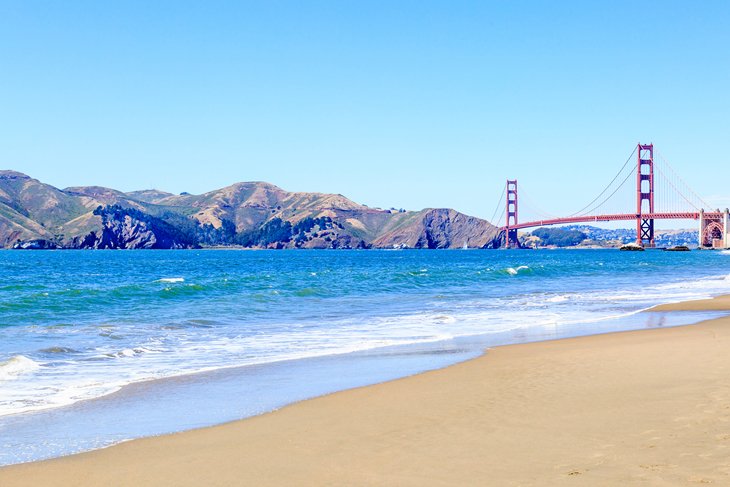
[3,297,730,486]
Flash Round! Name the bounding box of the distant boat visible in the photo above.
[462,241,468,249]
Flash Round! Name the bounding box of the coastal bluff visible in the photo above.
[0,171,501,250]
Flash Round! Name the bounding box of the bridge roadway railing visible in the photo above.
[500,212,723,231]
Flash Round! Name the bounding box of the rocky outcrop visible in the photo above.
[328,234,371,249]
[373,209,502,249]
[0,207,52,247]
[71,206,195,249]
[12,239,58,250]
[619,242,645,251]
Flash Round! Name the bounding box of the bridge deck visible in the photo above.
[501,212,723,231]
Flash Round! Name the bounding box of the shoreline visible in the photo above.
[3,296,730,485]
[5,299,714,417]
[1,304,722,467]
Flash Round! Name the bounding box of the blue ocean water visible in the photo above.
[1,248,730,465]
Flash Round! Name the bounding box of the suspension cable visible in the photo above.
[568,146,638,217]
[580,159,638,216]
[655,149,713,209]
[519,187,560,219]
[654,165,701,211]
[488,181,507,225]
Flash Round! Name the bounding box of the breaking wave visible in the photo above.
[0,355,41,381]
[503,265,531,276]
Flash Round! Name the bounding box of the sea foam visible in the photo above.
[0,355,40,381]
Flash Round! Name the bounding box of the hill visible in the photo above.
[522,225,699,248]
[0,171,502,249]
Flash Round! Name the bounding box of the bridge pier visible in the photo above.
[698,209,729,248]
[503,229,519,249]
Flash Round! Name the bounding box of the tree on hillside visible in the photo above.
[531,227,587,247]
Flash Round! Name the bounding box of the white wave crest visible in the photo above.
[107,347,157,359]
[155,277,185,283]
[506,265,530,276]
[432,315,456,324]
[0,355,41,381]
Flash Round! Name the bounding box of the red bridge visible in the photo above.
[495,144,728,249]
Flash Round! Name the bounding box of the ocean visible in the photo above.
[1,248,730,465]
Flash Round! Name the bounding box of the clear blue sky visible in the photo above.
[1,0,728,225]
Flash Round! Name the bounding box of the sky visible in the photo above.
[1,0,728,226]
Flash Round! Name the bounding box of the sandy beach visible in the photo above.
[3,296,730,486]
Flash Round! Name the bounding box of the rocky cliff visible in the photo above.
[67,206,193,249]
[373,209,502,249]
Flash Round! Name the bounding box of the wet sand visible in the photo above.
[653,294,730,311]
[2,296,730,486]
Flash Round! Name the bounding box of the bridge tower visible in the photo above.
[636,143,655,247]
[505,179,519,248]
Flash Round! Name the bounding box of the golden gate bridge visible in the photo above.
[490,144,728,249]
